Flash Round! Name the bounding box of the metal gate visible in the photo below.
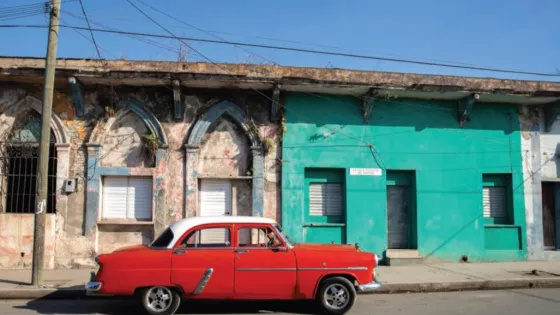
[387,185,408,249]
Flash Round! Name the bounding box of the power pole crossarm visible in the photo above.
[32,0,61,287]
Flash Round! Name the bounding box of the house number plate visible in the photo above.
[349,168,382,176]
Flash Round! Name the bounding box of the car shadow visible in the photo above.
[13,296,318,315]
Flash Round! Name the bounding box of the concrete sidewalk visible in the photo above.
[1,261,560,299]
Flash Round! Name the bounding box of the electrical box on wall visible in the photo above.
[65,178,77,193]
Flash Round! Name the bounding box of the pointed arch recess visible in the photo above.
[89,98,168,147]
[186,100,261,148]
[0,96,69,144]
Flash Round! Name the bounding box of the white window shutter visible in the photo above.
[127,177,152,220]
[483,186,506,219]
[102,177,128,219]
[102,176,152,220]
[200,180,231,216]
[309,183,342,216]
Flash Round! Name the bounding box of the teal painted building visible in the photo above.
[281,93,527,263]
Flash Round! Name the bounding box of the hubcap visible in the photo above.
[323,284,350,310]
[145,286,173,313]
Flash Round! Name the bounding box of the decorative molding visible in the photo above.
[172,79,182,121]
[25,95,69,144]
[270,84,281,122]
[186,100,261,148]
[457,93,479,127]
[68,76,85,117]
[362,88,377,123]
[89,98,168,147]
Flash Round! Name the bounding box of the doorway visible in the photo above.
[386,171,417,250]
[541,182,558,250]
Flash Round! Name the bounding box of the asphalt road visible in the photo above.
[1,288,560,315]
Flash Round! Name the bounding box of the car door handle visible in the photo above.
[173,250,186,255]
[235,249,248,254]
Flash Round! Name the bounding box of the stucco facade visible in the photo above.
[1,56,560,268]
[520,105,560,260]
[0,81,281,269]
[281,94,528,263]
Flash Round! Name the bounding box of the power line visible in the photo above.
[60,9,187,57]
[0,0,76,11]
[124,0,209,62]
[120,0,381,155]
[132,0,276,65]
[76,0,101,60]
[2,23,559,78]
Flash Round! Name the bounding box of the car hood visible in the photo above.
[294,243,359,252]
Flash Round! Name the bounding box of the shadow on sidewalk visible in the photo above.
[0,279,28,286]
[13,291,317,315]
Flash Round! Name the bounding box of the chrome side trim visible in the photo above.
[299,267,368,271]
[235,266,368,272]
[236,268,297,271]
[357,280,382,292]
[193,268,213,295]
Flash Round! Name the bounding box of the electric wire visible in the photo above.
[1,23,558,78]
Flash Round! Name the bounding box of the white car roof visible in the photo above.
[168,215,277,241]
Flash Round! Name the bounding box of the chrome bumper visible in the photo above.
[357,280,382,292]
[85,281,102,295]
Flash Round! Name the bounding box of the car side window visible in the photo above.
[179,227,231,248]
[238,226,282,248]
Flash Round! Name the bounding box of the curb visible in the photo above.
[363,278,560,294]
[1,278,560,299]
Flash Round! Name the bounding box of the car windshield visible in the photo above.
[150,227,174,248]
[274,224,296,246]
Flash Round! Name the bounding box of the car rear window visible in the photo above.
[151,228,174,248]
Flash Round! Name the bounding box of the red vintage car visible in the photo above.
[86,216,381,315]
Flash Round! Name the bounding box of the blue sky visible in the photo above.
[1,0,559,82]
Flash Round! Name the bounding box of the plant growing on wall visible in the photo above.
[277,115,286,140]
[262,136,274,156]
[141,133,162,160]
[98,88,119,118]
[104,105,115,117]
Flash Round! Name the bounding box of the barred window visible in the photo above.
[2,143,57,214]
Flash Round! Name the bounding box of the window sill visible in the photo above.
[484,224,519,228]
[197,175,252,180]
[97,219,154,226]
[303,223,346,227]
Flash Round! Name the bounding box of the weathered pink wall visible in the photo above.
[0,86,281,269]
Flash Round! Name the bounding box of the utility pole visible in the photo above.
[32,0,61,287]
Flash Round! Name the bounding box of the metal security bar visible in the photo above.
[0,142,57,214]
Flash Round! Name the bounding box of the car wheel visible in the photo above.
[138,286,181,315]
[316,277,357,315]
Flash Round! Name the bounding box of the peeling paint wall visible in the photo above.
[520,105,560,260]
[101,112,152,168]
[199,117,250,177]
[0,83,281,269]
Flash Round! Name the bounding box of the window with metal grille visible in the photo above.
[101,176,153,220]
[482,174,511,224]
[309,183,343,216]
[4,144,57,214]
[483,187,506,219]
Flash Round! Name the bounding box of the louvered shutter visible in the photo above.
[102,176,152,220]
[200,180,231,216]
[128,177,152,220]
[309,183,343,216]
[483,186,506,219]
[102,177,128,219]
[199,180,231,244]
